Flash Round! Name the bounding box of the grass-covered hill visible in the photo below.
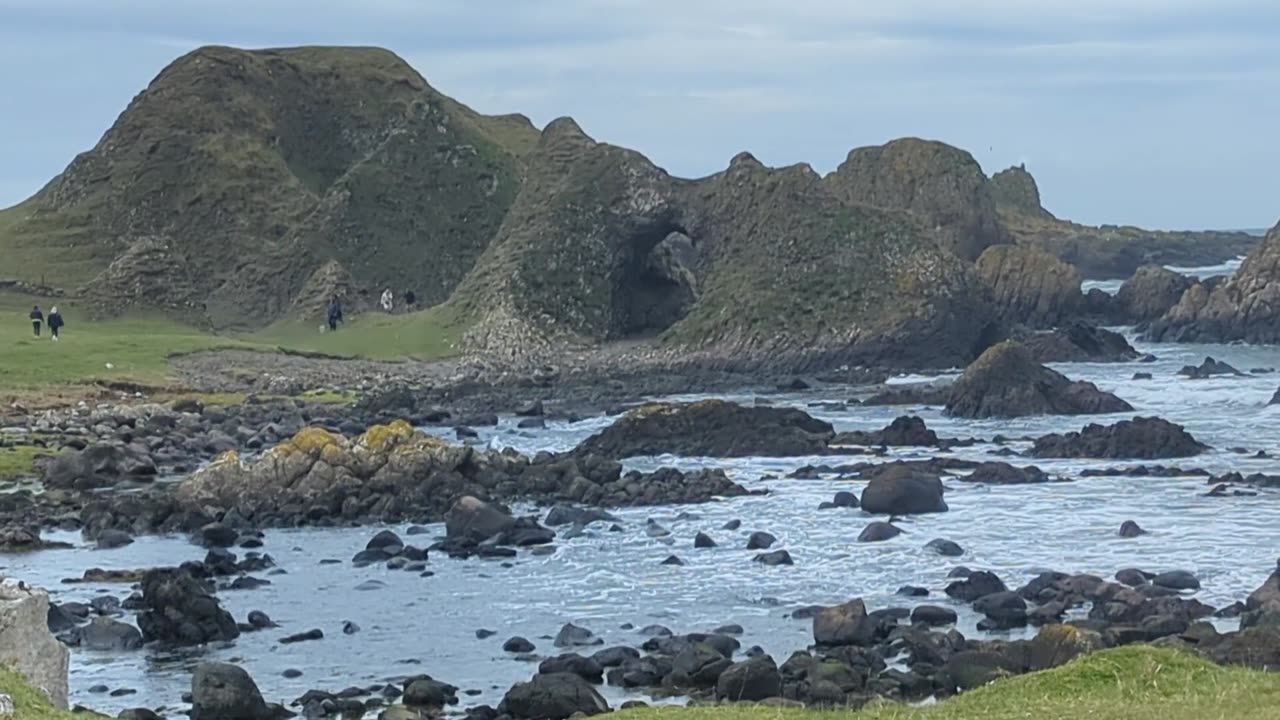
[0,45,537,330]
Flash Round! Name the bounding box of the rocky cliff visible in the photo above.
[0,582,69,709]
[975,244,1082,328]
[991,165,1259,279]
[825,138,1007,261]
[1145,222,1280,343]
[0,45,537,329]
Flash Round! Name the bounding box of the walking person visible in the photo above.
[380,288,394,313]
[47,306,64,341]
[326,296,343,332]
[29,305,43,337]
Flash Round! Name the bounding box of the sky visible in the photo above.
[1,0,1278,230]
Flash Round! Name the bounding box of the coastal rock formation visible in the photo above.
[191,662,277,720]
[176,421,749,525]
[137,569,240,645]
[499,672,610,719]
[975,244,1083,328]
[945,342,1133,418]
[991,165,1258,278]
[0,582,69,709]
[860,465,948,515]
[825,138,1007,261]
[1146,223,1280,344]
[831,416,938,447]
[574,401,834,458]
[1116,266,1194,323]
[1017,323,1138,363]
[1030,418,1209,459]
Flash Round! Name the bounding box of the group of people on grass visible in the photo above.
[324,289,418,332]
[29,305,64,340]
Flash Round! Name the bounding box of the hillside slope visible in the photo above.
[0,45,537,329]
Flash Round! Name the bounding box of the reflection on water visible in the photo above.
[5,331,1280,715]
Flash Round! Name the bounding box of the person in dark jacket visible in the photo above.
[47,307,64,341]
[29,306,42,336]
[326,296,343,331]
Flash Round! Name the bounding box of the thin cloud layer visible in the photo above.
[1,0,1277,228]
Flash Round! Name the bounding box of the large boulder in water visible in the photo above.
[1146,221,1280,343]
[860,465,947,515]
[445,496,516,542]
[0,583,69,709]
[1030,417,1208,459]
[945,341,1133,418]
[831,416,938,447]
[500,672,610,719]
[573,400,834,458]
[137,569,239,645]
[190,662,274,720]
[1116,265,1194,323]
[975,244,1082,328]
[1018,322,1139,363]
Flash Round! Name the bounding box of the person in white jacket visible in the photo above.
[380,288,394,313]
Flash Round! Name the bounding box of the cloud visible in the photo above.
[0,0,1277,228]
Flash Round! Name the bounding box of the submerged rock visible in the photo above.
[945,342,1133,418]
[830,416,938,447]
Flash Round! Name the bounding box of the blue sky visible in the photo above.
[2,0,1278,230]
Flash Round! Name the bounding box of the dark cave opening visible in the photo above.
[609,222,700,339]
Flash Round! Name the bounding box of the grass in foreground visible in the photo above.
[0,667,92,719]
[0,443,47,482]
[627,648,1280,720]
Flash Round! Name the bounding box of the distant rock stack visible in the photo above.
[990,164,1055,220]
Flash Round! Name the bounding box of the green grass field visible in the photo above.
[0,667,94,720]
[628,647,1280,720]
[248,304,465,361]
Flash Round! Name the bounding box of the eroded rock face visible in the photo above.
[1030,417,1209,459]
[975,244,1082,328]
[945,341,1133,418]
[1147,222,1280,343]
[0,582,69,709]
[826,138,1007,261]
[1116,266,1194,323]
[574,400,834,458]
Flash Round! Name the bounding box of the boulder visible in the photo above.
[573,400,834,458]
[670,643,734,687]
[78,617,144,651]
[403,677,459,708]
[859,465,947,515]
[746,531,777,550]
[41,443,158,490]
[1119,520,1147,538]
[1116,266,1194,323]
[1178,357,1243,379]
[830,416,939,447]
[0,583,69,709]
[1019,323,1139,363]
[946,342,1133,418]
[975,244,1082,328]
[941,650,1022,691]
[960,462,1050,484]
[1027,624,1104,671]
[925,539,964,557]
[190,662,273,720]
[554,623,602,649]
[136,569,239,645]
[445,496,517,543]
[910,605,958,626]
[754,550,795,566]
[946,571,1008,603]
[973,591,1028,628]
[856,522,903,543]
[813,599,874,646]
[1030,417,1208,459]
[715,655,781,702]
[1152,571,1200,591]
[500,673,610,719]
[1247,560,1280,612]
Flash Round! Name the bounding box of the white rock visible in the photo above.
[0,693,14,717]
[0,581,70,709]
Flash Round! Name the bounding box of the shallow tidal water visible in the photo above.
[6,291,1280,716]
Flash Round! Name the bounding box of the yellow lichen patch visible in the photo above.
[359,420,417,453]
[286,426,345,455]
[318,442,350,467]
[1039,624,1082,643]
[208,449,242,467]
